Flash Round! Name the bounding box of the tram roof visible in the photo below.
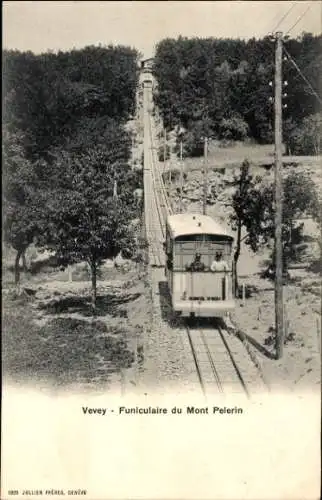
[166,214,233,240]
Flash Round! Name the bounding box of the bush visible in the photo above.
[284,113,321,155]
[219,116,249,141]
[180,130,204,157]
[158,144,171,162]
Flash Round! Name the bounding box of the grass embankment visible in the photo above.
[165,139,321,173]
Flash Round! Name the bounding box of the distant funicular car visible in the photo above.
[164,213,235,318]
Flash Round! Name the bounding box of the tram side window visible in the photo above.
[165,228,172,254]
[165,228,173,269]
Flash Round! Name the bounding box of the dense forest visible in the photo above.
[3,45,141,307]
[153,34,322,155]
[3,45,139,160]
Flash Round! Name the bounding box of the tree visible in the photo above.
[278,171,320,270]
[158,143,170,162]
[259,172,319,275]
[180,118,213,157]
[218,115,249,141]
[229,160,264,293]
[3,129,44,284]
[41,141,136,313]
[284,113,321,155]
[230,167,319,285]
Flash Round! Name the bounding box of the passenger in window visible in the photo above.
[210,252,228,272]
[186,253,205,272]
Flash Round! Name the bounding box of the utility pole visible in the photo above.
[131,134,135,166]
[113,178,118,199]
[274,31,284,360]
[179,140,184,212]
[202,137,208,215]
[169,141,172,187]
[163,127,167,173]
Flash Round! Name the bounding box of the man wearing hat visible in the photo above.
[210,251,228,272]
[187,253,205,272]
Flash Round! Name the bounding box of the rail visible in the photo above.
[185,322,250,398]
[142,81,173,266]
[147,110,173,221]
[147,132,166,240]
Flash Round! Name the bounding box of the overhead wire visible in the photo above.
[285,2,313,36]
[228,3,320,141]
[283,45,322,104]
[270,2,297,34]
[262,2,321,110]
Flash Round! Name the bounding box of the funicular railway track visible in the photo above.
[143,82,171,267]
[186,323,250,398]
[142,78,265,397]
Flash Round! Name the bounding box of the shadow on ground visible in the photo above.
[158,281,174,324]
[37,291,141,318]
[308,257,322,274]
[238,331,276,359]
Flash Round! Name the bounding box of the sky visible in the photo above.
[3,1,322,58]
